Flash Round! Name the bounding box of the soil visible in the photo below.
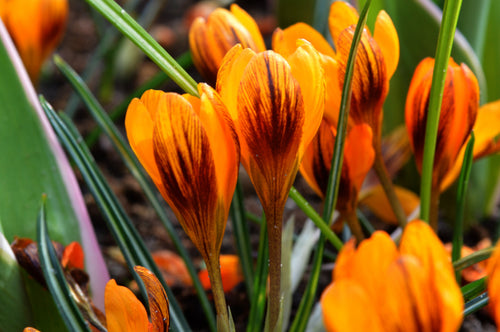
[35,0,497,331]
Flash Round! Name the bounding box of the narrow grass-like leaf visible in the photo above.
[453,246,494,272]
[452,132,475,282]
[290,219,319,292]
[53,55,216,331]
[357,209,375,236]
[41,98,191,331]
[83,0,198,96]
[85,52,193,148]
[229,182,254,300]
[464,293,489,316]
[288,188,342,250]
[289,1,372,330]
[37,197,91,332]
[419,0,464,222]
[461,277,486,302]
[246,218,268,332]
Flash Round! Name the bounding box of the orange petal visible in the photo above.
[236,51,305,206]
[189,5,264,83]
[198,255,244,293]
[328,1,360,43]
[134,266,170,332]
[125,92,164,188]
[332,238,357,281]
[230,4,266,52]
[373,10,399,79]
[272,23,336,59]
[61,241,84,270]
[196,83,240,212]
[360,185,420,225]
[3,0,68,81]
[336,26,388,137]
[348,231,398,302]
[152,93,219,259]
[487,240,500,327]
[152,250,192,287]
[400,220,454,276]
[441,99,500,191]
[320,279,383,332]
[105,279,149,332]
[344,124,374,193]
[23,328,41,332]
[284,41,325,155]
[299,120,335,199]
[381,256,441,332]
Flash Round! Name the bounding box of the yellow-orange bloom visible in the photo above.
[487,239,500,329]
[441,99,500,190]
[125,84,239,262]
[321,220,463,332]
[405,57,479,188]
[1,0,68,82]
[198,254,244,293]
[216,42,324,329]
[217,43,324,218]
[105,266,169,332]
[300,121,374,217]
[272,2,398,148]
[189,4,266,84]
[330,1,399,143]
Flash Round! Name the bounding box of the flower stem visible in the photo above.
[206,256,230,332]
[264,202,283,332]
[344,210,364,242]
[373,148,407,228]
[429,183,441,231]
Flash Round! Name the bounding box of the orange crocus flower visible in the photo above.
[441,99,500,190]
[216,42,324,329]
[126,84,239,265]
[406,57,479,189]
[24,266,169,332]
[273,2,399,134]
[300,120,374,239]
[125,83,239,328]
[1,0,68,82]
[198,254,244,293]
[189,4,266,84]
[487,239,500,330]
[321,220,463,332]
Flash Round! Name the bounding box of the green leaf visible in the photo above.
[0,19,109,310]
[37,197,91,332]
[0,226,34,331]
[452,131,475,282]
[461,277,486,302]
[0,17,81,245]
[83,0,198,96]
[280,217,294,331]
[41,98,192,331]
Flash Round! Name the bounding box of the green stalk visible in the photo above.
[84,0,198,96]
[229,182,254,301]
[246,218,269,332]
[452,132,475,282]
[288,187,343,250]
[461,277,486,302]
[464,293,489,316]
[453,246,494,271]
[206,256,230,332]
[419,0,464,222]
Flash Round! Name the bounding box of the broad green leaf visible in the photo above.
[0,227,34,331]
[0,20,109,310]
